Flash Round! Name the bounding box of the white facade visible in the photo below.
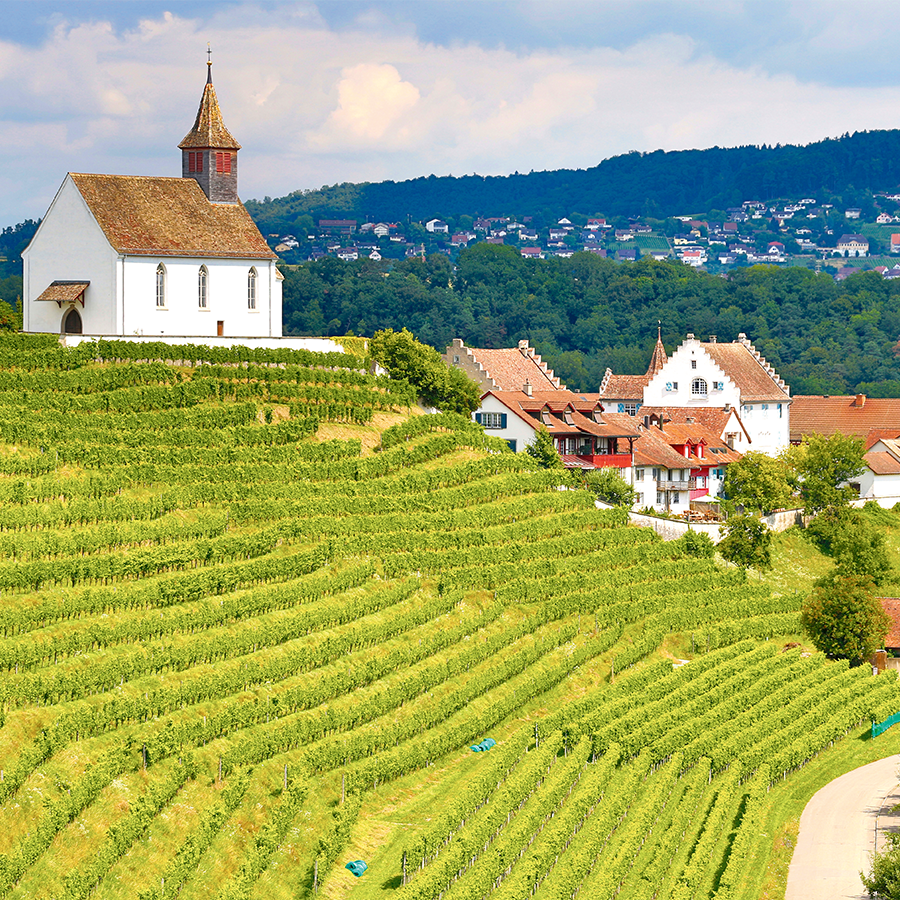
[23,176,282,339]
[642,337,790,456]
[474,394,539,453]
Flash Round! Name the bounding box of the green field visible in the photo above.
[0,333,896,900]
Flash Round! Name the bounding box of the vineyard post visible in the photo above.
[534,722,539,749]
[284,764,288,792]
[218,756,223,784]
[314,858,318,894]
[402,851,408,885]
[142,743,147,770]
[342,772,346,804]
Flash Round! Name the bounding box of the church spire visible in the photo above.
[646,324,668,376]
[179,54,241,203]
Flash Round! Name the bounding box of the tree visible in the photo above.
[805,506,892,586]
[787,433,866,514]
[369,328,481,414]
[718,515,772,570]
[862,832,900,899]
[801,571,889,665]
[582,467,636,508]
[723,451,794,515]
[526,426,563,469]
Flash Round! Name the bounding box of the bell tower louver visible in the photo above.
[178,58,241,204]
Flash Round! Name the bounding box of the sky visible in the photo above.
[2,0,900,226]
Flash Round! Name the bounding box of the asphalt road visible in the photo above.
[785,754,900,900]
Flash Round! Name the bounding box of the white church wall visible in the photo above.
[643,339,741,411]
[23,177,120,335]
[123,257,279,338]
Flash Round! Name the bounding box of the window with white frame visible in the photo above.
[671,492,680,504]
[691,359,697,369]
[743,404,752,414]
[691,378,708,395]
[712,380,723,390]
[155,264,166,308]
[635,492,644,505]
[656,491,664,505]
[480,412,505,428]
[248,268,258,310]
[198,266,209,309]
[635,468,644,481]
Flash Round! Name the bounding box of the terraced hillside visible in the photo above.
[0,333,896,900]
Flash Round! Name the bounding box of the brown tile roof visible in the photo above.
[470,348,562,391]
[633,429,694,469]
[69,174,276,260]
[487,391,640,439]
[865,450,900,476]
[647,329,668,376]
[866,429,900,450]
[701,341,790,402]
[178,72,241,150]
[638,406,747,440]
[880,597,900,649]
[598,372,650,400]
[790,395,900,442]
[35,281,89,303]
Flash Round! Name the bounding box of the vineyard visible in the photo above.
[0,332,896,900]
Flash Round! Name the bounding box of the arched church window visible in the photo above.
[691,378,708,396]
[248,268,258,310]
[156,264,167,308]
[198,266,209,309]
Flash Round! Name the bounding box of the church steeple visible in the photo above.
[646,324,668,376]
[179,54,241,204]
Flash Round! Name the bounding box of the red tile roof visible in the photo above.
[69,174,276,260]
[468,347,562,391]
[880,597,900,649]
[790,395,900,442]
[598,373,650,400]
[633,429,693,469]
[865,450,900,476]
[638,406,748,441]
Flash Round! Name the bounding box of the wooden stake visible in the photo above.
[314,858,318,894]
[218,756,223,784]
[284,764,288,791]
[342,772,346,804]
[142,744,147,770]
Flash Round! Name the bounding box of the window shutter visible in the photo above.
[475,413,482,424]
[666,382,672,391]
[500,413,507,428]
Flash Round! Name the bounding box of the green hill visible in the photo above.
[0,334,896,899]
[247,129,900,228]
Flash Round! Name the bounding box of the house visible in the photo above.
[681,248,707,267]
[836,235,869,257]
[891,234,900,254]
[877,213,894,224]
[336,247,359,261]
[425,219,449,234]
[632,419,742,511]
[23,61,282,339]
[443,338,565,393]
[845,208,862,219]
[474,389,639,464]
[610,332,791,456]
[615,229,634,241]
[768,241,786,256]
[638,405,751,454]
[858,438,900,506]
[617,248,638,262]
[586,218,606,230]
[319,220,357,235]
[520,247,543,259]
[372,223,392,237]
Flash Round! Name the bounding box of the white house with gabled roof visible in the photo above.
[23,61,282,340]
[642,333,790,455]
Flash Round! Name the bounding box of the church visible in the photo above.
[22,60,283,340]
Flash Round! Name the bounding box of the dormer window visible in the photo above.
[216,152,233,174]
[188,151,203,173]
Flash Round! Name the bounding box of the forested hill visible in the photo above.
[282,249,900,397]
[248,129,900,230]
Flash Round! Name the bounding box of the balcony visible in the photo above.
[663,480,691,491]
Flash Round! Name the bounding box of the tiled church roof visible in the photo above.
[69,173,276,260]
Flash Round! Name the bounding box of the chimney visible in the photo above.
[854,393,866,408]
[686,332,695,340]
[518,340,529,355]
[709,334,717,343]
[523,379,533,397]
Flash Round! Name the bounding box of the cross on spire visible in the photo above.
[206,43,212,83]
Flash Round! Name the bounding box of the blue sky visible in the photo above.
[2,0,899,225]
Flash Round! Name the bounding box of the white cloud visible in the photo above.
[1,2,900,223]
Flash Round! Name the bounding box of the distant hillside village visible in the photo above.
[447,331,900,516]
[269,193,900,281]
